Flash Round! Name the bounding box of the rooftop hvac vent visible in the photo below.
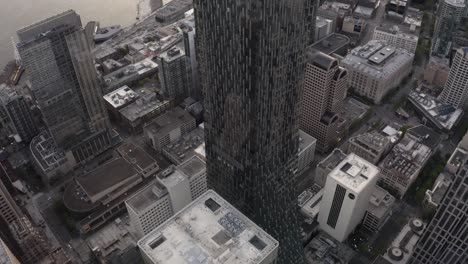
[250,235,267,251]
[219,212,246,236]
[212,230,232,245]
[410,218,424,232]
[148,235,166,249]
[204,198,221,212]
[167,48,180,57]
[388,247,404,261]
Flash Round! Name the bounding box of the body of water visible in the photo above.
[0,0,140,69]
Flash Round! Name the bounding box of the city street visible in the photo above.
[360,0,390,45]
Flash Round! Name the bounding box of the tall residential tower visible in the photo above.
[438,47,468,109]
[194,1,309,263]
[0,84,38,143]
[432,0,466,57]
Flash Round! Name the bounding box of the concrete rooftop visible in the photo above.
[138,190,279,264]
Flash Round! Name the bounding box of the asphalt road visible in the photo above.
[360,0,389,46]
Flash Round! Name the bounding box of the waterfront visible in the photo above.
[0,0,140,69]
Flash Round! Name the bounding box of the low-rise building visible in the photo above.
[342,16,367,36]
[101,59,126,75]
[298,130,317,173]
[423,173,451,211]
[103,58,158,93]
[298,184,324,222]
[63,143,159,234]
[103,85,139,111]
[347,132,393,165]
[304,231,355,264]
[144,107,196,152]
[137,190,279,264]
[38,248,72,264]
[315,16,334,41]
[342,40,414,104]
[340,97,371,129]
[386,0,407,18]
[126,156,207,239]
[154,0,193,24]
[318,0,358,32]
[382,218,426,264]
[94,47,120,64]
[446,147,468,174]
[404,8,423,26]
[315,148,347,187]
[118,89,172,133]
[423,57,450,87]
[308,33,350,57]
[354,0,380,17]
[29,131,76,185]
[363,186,395,232]
[162,125,204,165]
[407,124,441,146]
[86,218,139,264]
[372,23,419,54]
[378,135,432,198]
[408,90,463,132]
[94,25,122,43]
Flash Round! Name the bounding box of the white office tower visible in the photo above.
[318,153,379,242]
[138,190,279,264]
[438,47,468,109]
[126,156,207,239]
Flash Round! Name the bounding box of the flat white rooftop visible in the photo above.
[103,85,139,109]
[330,153,380,193]
[138,190,278,264]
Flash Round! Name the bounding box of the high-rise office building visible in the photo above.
[182,17,201,100]
[0,217,23,264]
[17,10,114,167]
[409,158,468,264]
[157,47,189,101]
[10,217,50,264]
[0,84,38,143]
[432,0,466,57]
[305,0,319,44]
[194,1,309,263]
[438,47,468,109]
[318,153,379,242]
[0,172,23,263]
[301,51,348,153]
[0,171,21,226]
[126,156,207,239]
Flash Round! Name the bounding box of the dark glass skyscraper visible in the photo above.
[17,10,114,164]
[409,158,468,264]
[194,1,308,263]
